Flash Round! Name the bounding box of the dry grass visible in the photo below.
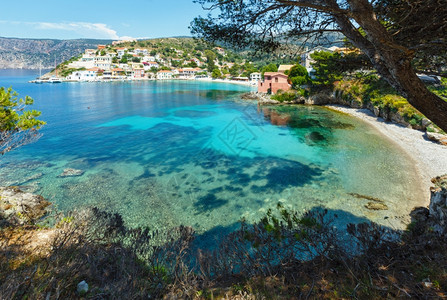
[1,206,446,299]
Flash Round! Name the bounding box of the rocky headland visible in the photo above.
[0,36,113,69]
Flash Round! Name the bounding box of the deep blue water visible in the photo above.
[0,70,423,241]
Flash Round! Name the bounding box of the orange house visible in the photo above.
[258,72,291,94]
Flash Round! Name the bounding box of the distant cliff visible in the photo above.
[0,37,113,69]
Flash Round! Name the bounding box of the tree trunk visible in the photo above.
[335,0,447,132]
[391,62,447,131]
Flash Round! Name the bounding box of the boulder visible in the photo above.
[0,186,50,226]
[421,118,432,129]
[429,175,447,219]
[390,112,410,127]
[425,131,447,146]
[373,106,380,117]
[77,280,89,295]
[305,93,333,105]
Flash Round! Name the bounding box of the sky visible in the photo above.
[0,0,208,40]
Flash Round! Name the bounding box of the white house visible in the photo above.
[94,56,112,63]
[143,61,159,70]
[178,68,202,79]
[250,72,262,83]
[116,48,127,58]
[66,69,97,81]
[215,47,225,56]
[94,61,111,70]
[84,49,96,56]
[143,55,156,62]
[134,48,148,56]
[157,70,174,80]
[190,58,203,66]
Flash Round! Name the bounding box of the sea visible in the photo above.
[0,69,424,245]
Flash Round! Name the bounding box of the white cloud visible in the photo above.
[35,22,120,39]
[0,20,133,40]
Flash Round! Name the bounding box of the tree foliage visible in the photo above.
[204,50,217,72]
[261,63,278,76]
[191,0,447,131]
[0,87,45,155]
[211,68,222,79]
[374,0,447,76]
[287,62,310,88]
[310,51,344,86]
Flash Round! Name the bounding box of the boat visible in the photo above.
[31,62,44,83]
[48,76,62,83]
[46,56,63,83]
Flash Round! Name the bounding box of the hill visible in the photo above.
[0,37,113,69]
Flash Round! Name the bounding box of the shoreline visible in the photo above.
[326,104,447,203]
[31,77,258,87]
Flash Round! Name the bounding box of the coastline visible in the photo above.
[32,77,258,87]
[326,104,447,203]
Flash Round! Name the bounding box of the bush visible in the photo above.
[271,90,303,102]
[335,76,426,127]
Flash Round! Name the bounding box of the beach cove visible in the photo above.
[0,70,430,239]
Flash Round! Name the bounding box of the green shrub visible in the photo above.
[271,90,303,102]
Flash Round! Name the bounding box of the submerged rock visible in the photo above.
[0,186,50,226]
[365,201,388,211]
[59,168,84,177]
[306,131,326,143]
[348,192,389,211]
[240,92,260,100]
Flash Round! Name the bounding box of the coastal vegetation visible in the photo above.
[2,200,447,298]
[0,87,45,155]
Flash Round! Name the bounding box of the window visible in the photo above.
[275,77,278,83]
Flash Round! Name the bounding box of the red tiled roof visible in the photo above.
[264,72,288,78]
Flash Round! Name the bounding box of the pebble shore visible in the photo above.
[326,104,447,203]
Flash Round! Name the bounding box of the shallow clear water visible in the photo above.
[0,70,424,244]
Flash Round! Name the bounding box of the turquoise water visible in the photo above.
[0,70,424,241]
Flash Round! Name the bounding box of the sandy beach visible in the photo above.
[327,105,447,203]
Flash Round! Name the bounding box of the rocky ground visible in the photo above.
[0,186,50,226]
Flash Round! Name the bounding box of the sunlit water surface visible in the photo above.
[0,70,424,245]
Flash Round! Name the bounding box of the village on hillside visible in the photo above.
[34,38,352,93]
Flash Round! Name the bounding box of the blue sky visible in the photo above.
[0,0,208,40]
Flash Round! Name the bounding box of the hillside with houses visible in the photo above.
[40,37,351,91]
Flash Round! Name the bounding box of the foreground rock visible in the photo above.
[410,175,447,235]
[59,168,84,177]
[428,175,447,230]
[0,186,51,226]
[425,131,447,146]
